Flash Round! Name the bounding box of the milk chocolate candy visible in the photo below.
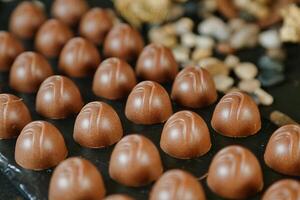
[207,145,263,199]
[92,58,137,100]
[73,101,123,148]
[36,75,84,119]
[104,194,134,200]
[49,157,106,200]
[125,81,173,125]
[9,52,53,93]
[150,169,206,200]
[262,179,300,200]
[171,66,217,108]
[264,124,300,176]
[211,91,261,137]
[160,110,211,159]
[0,94,31,139]
[109,134,163,187]
[15,121,67,170]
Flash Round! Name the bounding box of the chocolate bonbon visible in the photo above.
[49,157,106,200]
[36,75,84,119]
[264,124,300,176]
[0,94,31,139]
[15,121,67,170]
[160,110,211,159]
[150,169,206,200]
[262,179,300,200]
[92,58,136,100]
[109,134,163,187]
[104,194,134,200]
[207,145,263,199]
[211,91,261,137]
[125,81,173,125]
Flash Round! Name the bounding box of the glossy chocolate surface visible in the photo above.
[15,121,67,170]
[211,91,261,137]
[109,134,163,187]
[9,51,53,93]
[104,194,135,200]
[49,157,105,200]
[125,81,173,125]
[93,57,137,100]
[160,110,211,159]
[207,145,263,199]
[36,75,84,119]
[264,124,300,176]
[262,179,300,200]
[171,66,217,108]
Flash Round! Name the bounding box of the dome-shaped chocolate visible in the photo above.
[262,179,300,200]
[104,194,134,200]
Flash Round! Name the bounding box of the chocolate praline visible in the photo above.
[125,81,173,125]
[92,58,137,100]
[171,66,217,108]
[0,94,32,139]
[150,169,206,200]
[109,134,163,187]
[262,179,300,200]
[104,194,135,200]
[15,121,67,170]
[211,91,261,137]
[49,157,106,200]
[264,124,300,176]
[207,145,263,199]
[36,75,84,119]
[9,51,53,93]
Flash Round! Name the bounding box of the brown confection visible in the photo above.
[0,94,31,139]
[15,121,67,170]
[36,75,84,119]
[264,124,300,176]
[79,8,114,45]
[136,43,178,83]
[9,51,53,93]
[125,81,173,125]
[171,66,217,108]
[103,23,144,61]
[9,1,46,39]
[49,157,106,200]
[150,169,206,200]
[211,91,261,137]
[73,101,123,148]
[35,19,74,58]
[59,37,101,77]
[160,110,211,159]
[104,194,135,200]
[262,179,300,200]
[207,145,263,199]
[109,134,163,187]
[92,58,137,100]
[0,31,24,71]
[51,0,89,26]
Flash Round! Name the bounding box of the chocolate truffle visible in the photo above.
[136,43,178,83]
[150,169,206,200]
[211,91,261,137]
[35,19,74,57]
[207,145,263,199]
[49,157,106,200]
[171,66,217,108]
[0,94,31,139]
[264,124,300,176]
[59,37,101,77]
[92,58,137,100]
[160,110,211,159]
[79,8,114,45]
[36,75,84,119]
[109,134,163,187]
[9,51,53,93]
[51,0,89,26]
[74,101,123,148]
[103,23,144,61]
[9,1,46,39]
[0,31,24,71]
[104,194,134,200]
[15,121,67,170]
[262,179,300,200]
[125,81,173,125]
